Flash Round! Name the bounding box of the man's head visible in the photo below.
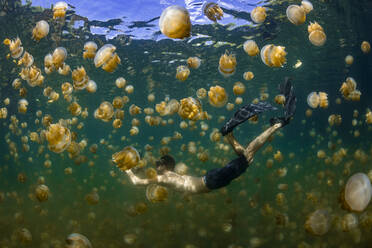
[156,155,175,173]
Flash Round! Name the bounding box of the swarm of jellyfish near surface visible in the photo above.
[0,0,372,247]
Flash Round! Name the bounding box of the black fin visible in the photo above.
[220,102,277,136]
[271,78,296,126]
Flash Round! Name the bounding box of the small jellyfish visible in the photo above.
[68,102,82,116]
[233,82,245,95]
[187,57,201,69]
[345,55,354,65]
[307,92,319,108]
[159,5,191,39]
[274,94,285,105]
[115,77,126,88]
[18,228,32,244]
[58,63,71,75]
[208,85,228,107]
[243,40,259,56]
[18,99,28,114]
[176,65,190,81]
[86,80,97,93]
[196,88,207,99]
[343,173,372,212]
[45,123,71,153]
[218,51,237,77]
[286,5,306,25]
[18,52,34,67]
[250,6,266,23]
[301,0,313,13]
[203,2,223,22]
[3,37,23,59]
[112,146,140,171]
[35,184,50,202]
[53,1,68,19]
[83,41,97,59]
[308,22,326,46]
[65,233,92,248]
[61,82,73,95]
[361,41,371,54]
[52,47,67,69]
[72,66,89,90]
[304,209,330,236]
[94,101,114,122]
[318,92,328,108]
[94,44,121,73]
[146,184,168,203]
[243,71,254,80]
[32,20,49,41]
[260,44,287,67]
[178,97,203,120]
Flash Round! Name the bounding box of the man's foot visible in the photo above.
[220,102,277,136]
[271,77,296,127]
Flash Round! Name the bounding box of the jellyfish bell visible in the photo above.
[65,233,92,248]
[286,5,306,25]
[94,101,114,121]
[178,97,203,120]
[35,184,50,202]
[94,44,120,72]
[187,57,201,69]
[308,22,326,46]
[86,80,97,93]
[260,44,287,67]
[203,2,223,22]
[83,41,98,59]
[45,123,71,153]
[208,85,228,107]
[176,65,190,81]
[218,51,237,77]
[361,41,371,54]
[304,209,330,236]
[32,20,49,41]
[115,77,126,88]
[342,173,372,212]
[5,37,24,59]
[52,47,67,69]
[345,55,354,65]
[159,5,191,39]
[53,1,68,19]
[112,146,140,171]
[18,52,34,67]
[146,184,168,203]
[250,6,266,23]
[301,0,313,13]
[243,40,259,56]
[307,92,320,108]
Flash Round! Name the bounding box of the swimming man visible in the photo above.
[123,77,296,194]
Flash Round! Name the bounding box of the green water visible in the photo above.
[0,0,372,247]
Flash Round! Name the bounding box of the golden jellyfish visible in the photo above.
[20,65,44,87]
[146,184,168,203]
[203,2,223,22]
[341,213,358,232]
[196,88,207,99]
[35,184,50,202]
[308,22,326,46]
[86,80,97,93]
[218,51,237,77]
[301,0,313,13]
[18,228,32,244]
[233,82,245,95]
[178,97,203,120]
[176,65,190,81]
[94,101,114,121]
[146,168,158,179]
[61,82,73,95]
[68,102,82,116]
[286,5,306,25]
[65,233,92,248]
[53,1,68,19]
[159,5,191,39]
[260,44,287,67]
[307,91,327,108]
[361,41,371,54]
[112,119,122,129]
[85,190,99,205]
[250,6,266,23]
[304,209,331,236]
[112,146,140,171]
[18,52,34,67]
[243,71,254,80]
[45,123,71,153]
[58,63,70,75]
[83,41,97,59]
[0,107,7,119]
[52,47,67,69]
[12,78,22,89]
[345,55,354,65]
[3,37,23,59]
[366,110,372,124]
[328,114,342,126]
[274,94,285,105]
[113,96,124,109]
[318,92,328,108]
[18,99,28,114]
[208,85,228,107]
[339,77,361,101]
[187,57,201,69]
[72,66,89,90]
[129,104,141,115]
[125,85,134,94]
[243,40,259,56]
[342,173,372,212]
[94,44,121,72]
[115,77,126,88]
[32,20,49,41]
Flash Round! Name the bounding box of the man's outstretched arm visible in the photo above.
[126,169,157,185]
[244,123,282,162]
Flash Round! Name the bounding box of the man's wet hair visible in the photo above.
[156,155,175,171]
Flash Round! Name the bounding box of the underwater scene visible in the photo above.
[0,0,372,247]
